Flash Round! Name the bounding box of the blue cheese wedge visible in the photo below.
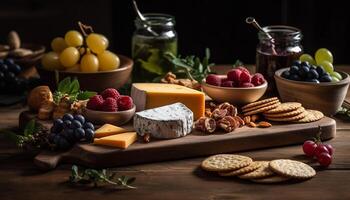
[133,103,194,139]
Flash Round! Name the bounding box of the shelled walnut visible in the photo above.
[194,117,216,133]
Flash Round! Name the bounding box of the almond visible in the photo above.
[8,31,21,49]
[243,116,251,124]
[258,121,272,128]
[248,121,257,128]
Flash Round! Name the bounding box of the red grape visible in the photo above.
[302,140,317,157]
[314,144,329,158]
[324,144,334,155]
[318,152,332,167]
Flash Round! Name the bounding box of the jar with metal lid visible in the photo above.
[256,25,303,94]
[132,13,177,82]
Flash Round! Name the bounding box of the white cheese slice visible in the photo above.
[133,103,194,139]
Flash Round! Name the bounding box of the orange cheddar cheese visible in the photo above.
[94,124,128,138]
[93,132,137,149]
[131,83,205,119]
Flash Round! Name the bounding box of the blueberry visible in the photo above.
[74,115,85,124]
[63,120,72,129]
[71,120,82,129]
[74,128,85,140]
[54,118,64,127]
[9,64,21,75]
[320,75,332,82]
[0,64,8,72]
[292,60,302,66]
[298,66,310,79]
[290,74,301,81]
[301,61,310,68]
[281,70,291,79]
[4,59,14,66]
[83,122,94,131]
[289,66,299,75]
[316,66,326,76]
[58,137,71,150]
[306,78,320,83]
[62,113,74,121]
[85,128,95,142]
[307,69,319,80]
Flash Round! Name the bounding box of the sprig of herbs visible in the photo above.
[69,165,136,189]
[336,106,350,120]
[53,77,96,104]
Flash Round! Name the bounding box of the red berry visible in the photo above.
[240,82,255,88]
[239,71,251,83]
[117,95,134,111]
[318,152,332,167]
[206,74,221,86]
[324,144,334,155]
[251,73,266,86]
[227,69,241,82]
[302,140,317,157]
[101,88,120,100]
[236,66,250,75]
[221,80,234,87]
[101,97,118,112]
[314,144,329,158]
[87,95,104,111]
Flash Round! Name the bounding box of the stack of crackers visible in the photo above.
[242,97,324,123]
[201,154,316,183]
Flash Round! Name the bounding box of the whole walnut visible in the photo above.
[27,86,53,111]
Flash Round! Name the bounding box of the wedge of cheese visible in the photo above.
[131,83,205,119]
[94,132,137,149]
[94,124,129,138]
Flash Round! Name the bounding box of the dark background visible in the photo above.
[0,0,348,65]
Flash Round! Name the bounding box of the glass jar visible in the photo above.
[256,25,303,94]
[132,13,178,82]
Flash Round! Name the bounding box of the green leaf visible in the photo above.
[69,78,80,94]
[24,120,36,136]
[77,91,97,100]
[137,49,164,75]
[57,77,71,93]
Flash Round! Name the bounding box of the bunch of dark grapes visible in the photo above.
[17,125,51,150]
[48,114,95,150]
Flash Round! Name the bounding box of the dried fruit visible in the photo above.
[258,121,272,128]
[194,117,216,133]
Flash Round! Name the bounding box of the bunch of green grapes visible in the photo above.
[299,48,342,82]
[41,23,120,73]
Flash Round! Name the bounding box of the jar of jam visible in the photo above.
[132,13,177,83]
[256,26,303,94]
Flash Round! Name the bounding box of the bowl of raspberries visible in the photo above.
[202,66,267,104]
[83,88,135,125]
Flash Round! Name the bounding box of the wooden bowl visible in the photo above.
[83,105,136,125]
[275,68,350,116]
[201,75,268,105]
[36,54,133,92]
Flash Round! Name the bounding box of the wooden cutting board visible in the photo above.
[19,111,336,170]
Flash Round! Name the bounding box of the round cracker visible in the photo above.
[218,161,261,176]
[250,175,290,183]
[238,161,275,179]
[293,110,324,123]
[243,100,281,112]
[269,159,316,179]
[264,107,305,118]
[242,97,279,110]
[243,102,281,116]
[265,111,306,122]
[201,154,253,172]
[264,102,302,114]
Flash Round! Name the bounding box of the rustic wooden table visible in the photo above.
[0,67,349,200]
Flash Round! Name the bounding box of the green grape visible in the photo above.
[331,76,340,82]
[51,37,68,53]
[315,48,333,64]
[97,51,120,71]
[318,60,334,73]
[59,47,80,67]
[330,71,342,80]
[41,51,62,70]
[99,34,109,47]
[86,33,108,54]
[65,30,83,47]
[299,54,316,65]
[80,53,99,72]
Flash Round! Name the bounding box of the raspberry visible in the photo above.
[206,74,221,86]
[101,97,118,112]
[237,66,250,75]
[86,95,104,110]
[101,88,120,100]
[221,80,234,87]
[240,70,251,83]
[117,96,134,111]
[251,73,266,86]
[240,82,255,88]
[227,69,241,82]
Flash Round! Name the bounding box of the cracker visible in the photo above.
[250,175,290,183]
[243,102,281,116]
[265,111,306,122]
[242,97,279,110]
[242,100,280,112]
[293,110,324,123]
[218,161,261,176]
[264,102,302,114]
[264,107,305,118]
[238,161,275,179]
[201,154,253,172]
[269,159,316,179]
